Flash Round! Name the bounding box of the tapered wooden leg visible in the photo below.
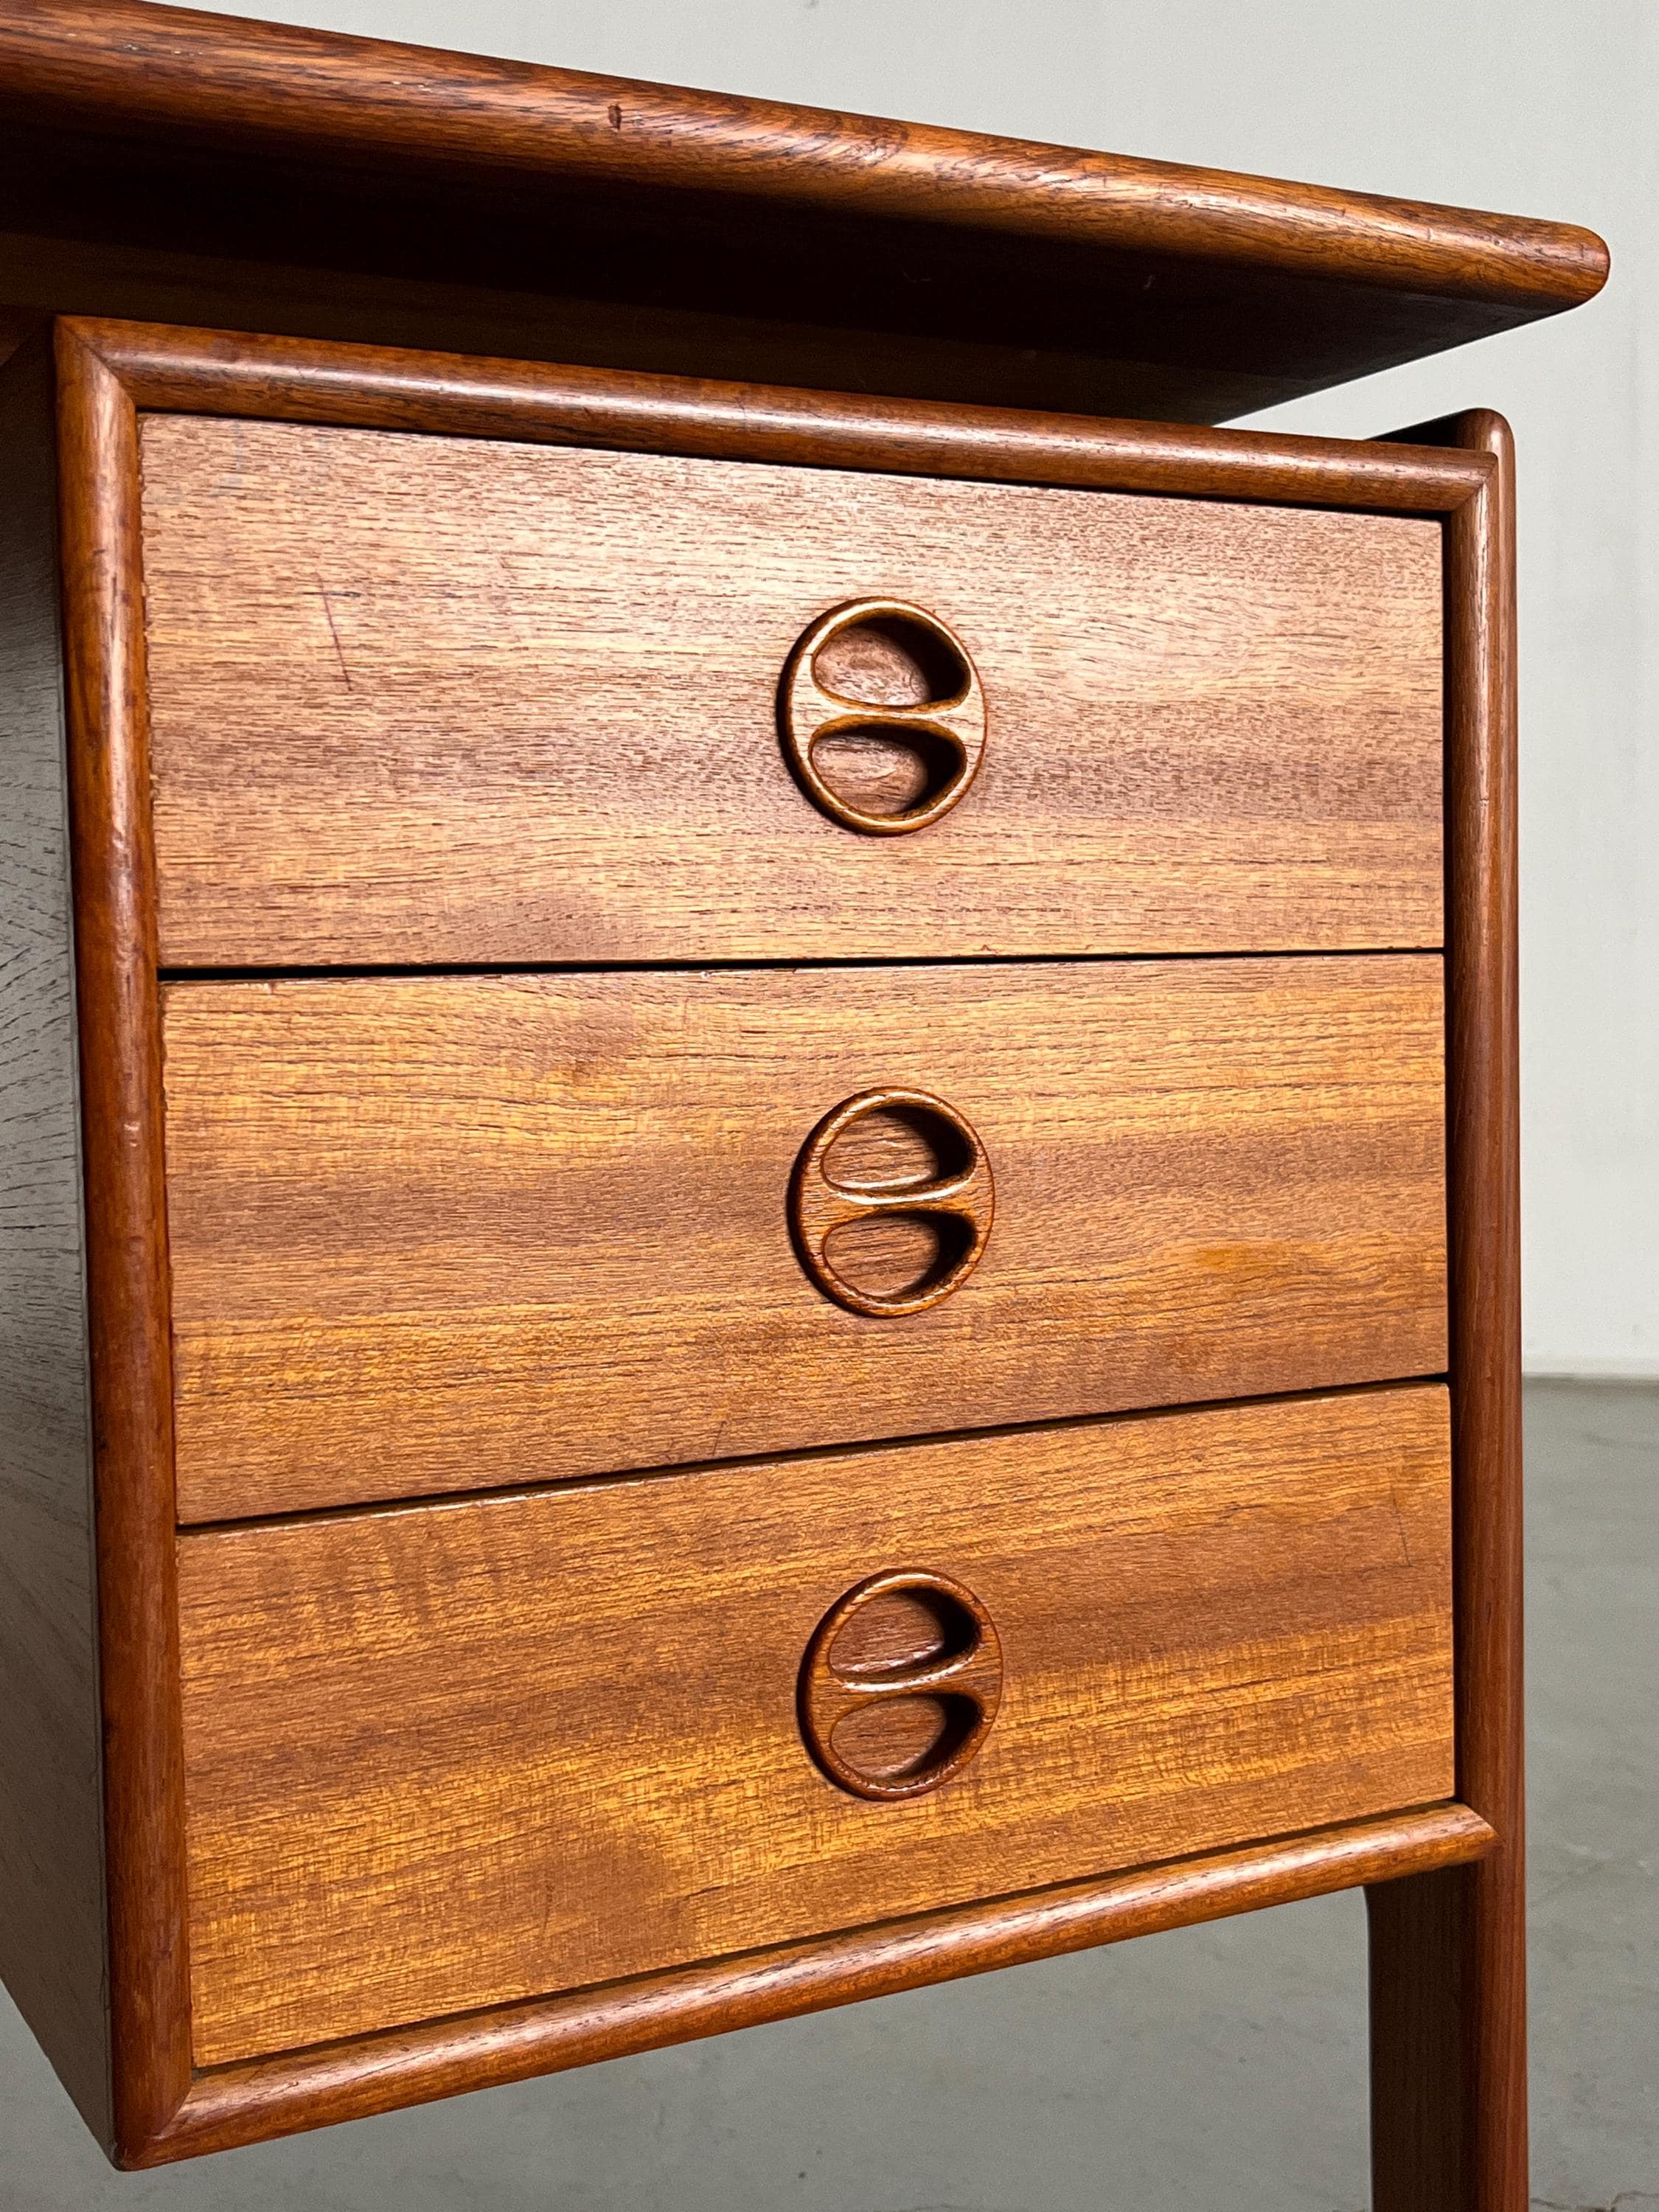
[1367,1850,1527,2209]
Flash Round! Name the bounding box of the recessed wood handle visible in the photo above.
[799,1570,1004,1801]
[788,1087,994,1317]
[780,599,986,833]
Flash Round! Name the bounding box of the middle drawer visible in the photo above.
[162,955,1447,1522]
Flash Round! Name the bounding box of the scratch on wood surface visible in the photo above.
[316,578,354,692]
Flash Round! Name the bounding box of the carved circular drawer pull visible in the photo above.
[780,599,987,834]
[789,1088,994,1317]
[799,1570,1004,1801]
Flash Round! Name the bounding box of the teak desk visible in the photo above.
[0,2,1608,2195]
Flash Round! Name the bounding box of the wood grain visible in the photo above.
[161,956,1448,1523]
[0,5,1607,423]
[80,316,1495,514]
[136,1802,1492,2166]
[1366,413,1526,2208]
[176,1384,1455,2067]
[0,332,111,2146]
[139,414,1444,966]
[0,1,1600,309]
[55,321,193,2160]
[0,46,1565,2163]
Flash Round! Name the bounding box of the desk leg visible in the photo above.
[1367,1850,1527,2211]
[1368,404,1526,2212]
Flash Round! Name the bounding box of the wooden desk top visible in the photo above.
[0,0,1608,419]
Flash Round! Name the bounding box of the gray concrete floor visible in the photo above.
[3,1380,1654,2210]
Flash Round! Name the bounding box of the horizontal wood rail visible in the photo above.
[141,1803,1493,2166]
[69,316,1493,512]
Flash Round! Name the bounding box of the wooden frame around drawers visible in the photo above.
[52,315,1518,2183]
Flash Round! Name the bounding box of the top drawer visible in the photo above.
[139,418,1443,967]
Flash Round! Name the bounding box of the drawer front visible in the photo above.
[140,418,1443,967]
[161,956,1447,1522]
[176,1385,1455,2066]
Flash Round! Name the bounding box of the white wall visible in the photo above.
[181,0,1656,1376]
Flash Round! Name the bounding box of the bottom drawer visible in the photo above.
[177,1383,1453,2067]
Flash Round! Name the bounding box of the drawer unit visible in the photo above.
[162,956,1447,1519]
[1,72,1586,2168]
[139,417,1444,967]
[178,1386,1453,2065]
